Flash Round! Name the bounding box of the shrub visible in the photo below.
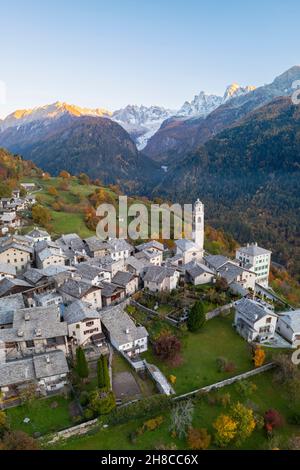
[230,402,256,446]
[79,391,90,407]
[142,416,164,432]
[253,345,266,367]
[153,331,181,364]
[169,400,194,439]
[264,409,284,431]
[187,428,211,450]
[84,408,95,420]
[213,414,237,448]
[0,431,39,450]
[89,390,116,416]
[107,395,172,425]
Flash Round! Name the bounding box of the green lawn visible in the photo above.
[6,396,75,436]
[143,314,260,395]
[49,370,300,450]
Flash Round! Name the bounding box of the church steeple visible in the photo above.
[192,199,204,251]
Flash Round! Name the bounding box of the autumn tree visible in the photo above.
[153,331,181,364]
[187,428,211,450]
[230,402,256,446]
[215,277,229,292]
[31,204,52,227]
[0,411,8,437]
[59,170,71,179]
[1,431,39,450]
[187,301,206,332]
[48,186,58,197]
[89,390,116,416]
[264,409,284,432]
[213,414,237,447]
[78,173,90,185]
[253,345,266,367]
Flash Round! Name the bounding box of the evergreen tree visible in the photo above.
[187,301,206,332]
[97,355,110,390]
[76,346,89,379]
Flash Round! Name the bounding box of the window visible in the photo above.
[266,317,272,324]
[26,340,34,348]
[86,321,94,327]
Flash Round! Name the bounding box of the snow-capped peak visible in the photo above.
[178,92,223,117]
[223,83,256,102]
[112,104,175,150]
[0,101,112,131]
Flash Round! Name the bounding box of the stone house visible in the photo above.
[234,298,278,343]
[63,300,102,346]
[276,310,300,347]
[59,279,102,309]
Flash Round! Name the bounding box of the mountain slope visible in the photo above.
[0,112,159,189]
[144,66,300,162]
[153,96,300,275]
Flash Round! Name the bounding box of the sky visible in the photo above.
[1,0,300,117]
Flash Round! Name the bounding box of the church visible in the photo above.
[174,199,204,265]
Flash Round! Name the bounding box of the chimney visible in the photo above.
[24,313,31,321]
[45,355,50,364]
[125,328,129,334]
[35,328,42,337]
[17,329,24,337]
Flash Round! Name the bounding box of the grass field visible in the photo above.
[50,370,300,450]
[143,314,257,395]
[6,396,74,436]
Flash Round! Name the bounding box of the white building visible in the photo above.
[64,300,102,346]
[234,297,278,343]
[26,228,51,243]
[100,305,148,357]
[276,310,300,347]
[143,266,180,292]
[236,243,271,288]
[175,199,204,264]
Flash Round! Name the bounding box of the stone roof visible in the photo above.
[218,262,253,284]
[83,236,108,253]
[0,241,33,255]
[204,254,231,270]
[236,298,276,323]
[100,304,148,347]
[23,268,45,285]
[175,239,199,252]
[75,263,103,281]
[33,350,69,379]
[59,279,100,299]
[0,305,68,342]
[237,244,272,256]
[184,261,214,279]
[101,282,124,297]
[279,309,300,332]
[27,228,50,239]
[36,247,66,263]
[106,238,133,253]
[0,278,32,297]
[0,357,35,387]
[143,266,177,284]
[0,262,17,276]
[64,300,99,324]
[0,293,25,326]
[0,351,69,387]
[126,256,148,274]
[112,271,135,287]
[136,241,164,252]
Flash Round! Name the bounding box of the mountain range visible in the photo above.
[0,66,300,275]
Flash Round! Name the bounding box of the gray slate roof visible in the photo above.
[64,300,99,324]
[136,241,164,252]
[238,244,272,256]
[101,282,124,297]
[143,266,177,284]
[0,305,68,343]
[0,278,32,297]
[0,293,25,326]
[279,309,300,332]
[126,255,148,274]
[100,304,148,347]
[175,239,199,252]
[218,262,253,284]
[59,279,100,299]
[204,254,231,270]
[185,261,214,279]
[0,351,69,387]
[112,271,135,287]
[236,298,276,323]
[0,263,17,276]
